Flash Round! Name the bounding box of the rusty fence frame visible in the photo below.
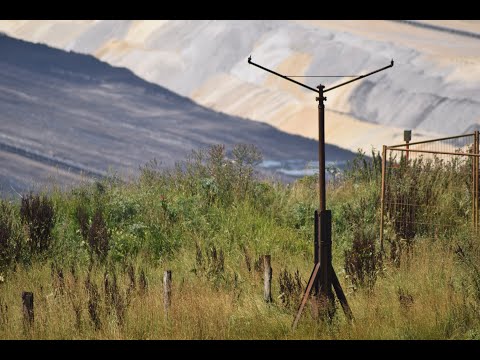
[379,131,480,251]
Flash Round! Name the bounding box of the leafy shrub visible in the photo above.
[200,177,218,205]
[206,244,224,278]
[109,224,145,262]
[278,268,303,309]
[20,193,55,255]
[103,268,129,326]
[343,149,382,184]
[0,203,20,270]
[384,152,472,245]
[290,202,315,230]
[344,227,382,291]
[231,143,262,198]
[252,182,276,211]
[75,204,90,241]
[85,274,101,330]
[106,189,140,226]
[167,144,263,207]
[88,210,110,262]
[193,242,229,289]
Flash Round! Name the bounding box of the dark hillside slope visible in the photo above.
[0,34,356,196]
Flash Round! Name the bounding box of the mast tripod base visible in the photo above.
[292,210,354,329]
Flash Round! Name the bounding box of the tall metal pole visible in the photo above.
[316,85,334,316]
[318,85,326,212]
[247,56,393,328]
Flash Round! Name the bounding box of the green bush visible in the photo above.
[0,202,21,270]
[20,193,55,255]
[88,209,110,262]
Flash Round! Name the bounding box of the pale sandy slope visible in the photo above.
[1,20,479,153]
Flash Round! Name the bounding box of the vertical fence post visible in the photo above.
[22,291,34,328]
[263,255,272,303]
[314,210,319,265]
[472,134,476,231]
[473,130,479,231]
[404,130,411,162]
[380,145,387,253]
[313,210,319,295]
[163,270,172,318]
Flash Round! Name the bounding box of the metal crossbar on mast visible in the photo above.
[248,55,394,328]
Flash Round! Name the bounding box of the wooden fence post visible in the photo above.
[163,270,172,318]
[380,145,387,253]
[263,255,272,303]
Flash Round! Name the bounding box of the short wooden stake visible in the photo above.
[263,255,272,303]
[163,270,172,318]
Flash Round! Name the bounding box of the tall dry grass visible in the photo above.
[0,145,479,339]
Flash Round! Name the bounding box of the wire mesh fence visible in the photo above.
[379,132,479,251]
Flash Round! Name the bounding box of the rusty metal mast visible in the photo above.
[248,56,394,328]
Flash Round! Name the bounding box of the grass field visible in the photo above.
[1,144,479,339]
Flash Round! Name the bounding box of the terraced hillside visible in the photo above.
[1,20,479,152]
